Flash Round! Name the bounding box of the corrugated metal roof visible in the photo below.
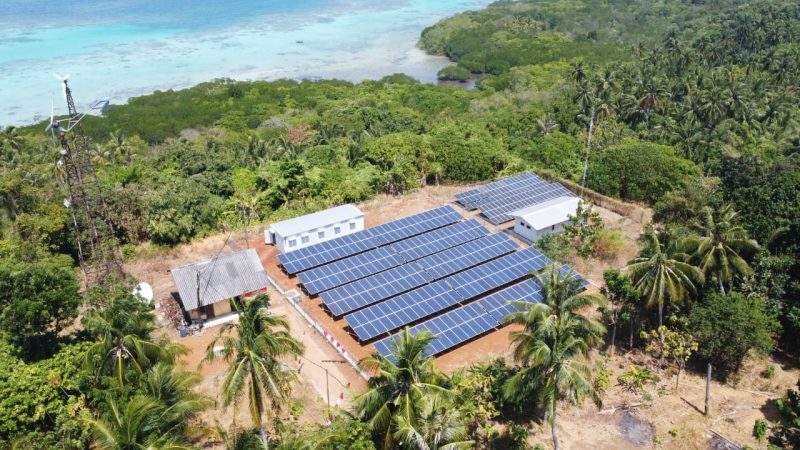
[269,204,363,237]
[510,197,582,230]
[170,249,269,311]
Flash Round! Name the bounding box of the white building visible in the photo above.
[265,204,364,253]
[510,196,582,243]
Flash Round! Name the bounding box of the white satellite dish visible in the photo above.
[132,282,154,303]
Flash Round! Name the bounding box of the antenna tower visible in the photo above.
[47,76,123,286]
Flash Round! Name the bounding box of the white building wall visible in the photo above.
[275,216,364,253]
[513,218,569,243]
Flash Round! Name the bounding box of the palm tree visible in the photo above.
[503,265,606,450]
[83,295,178,388]
[625,227,703,328]
[353,328,451,450]
[213,423,267,450]
[684,204,759,292]
[394,395,472,450]
[0,126,24,152]
[89,395,196,450]
[203,297,304,448]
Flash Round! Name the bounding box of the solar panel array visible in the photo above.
[297,220,489,295]
[455,172,541,210]
[345,247,551,342]
[279,205,461,274]
[374,264,588,359]
[455,172,577,225]
[321,233,517,317]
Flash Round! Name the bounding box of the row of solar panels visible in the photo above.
[373,265,588,358]
[279,206,462,274]
[344,246,553,341]
[455,172,576,225]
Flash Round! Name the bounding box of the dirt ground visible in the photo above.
[126,183,798,449]
[527,349,799,450]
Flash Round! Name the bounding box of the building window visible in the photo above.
[288,239,296,248]
[318,230,325,239]
[551,225,555,231]
[526,224,531,229]
[334,225,341,235]
[301,235,309,244]
[350,222,356,230]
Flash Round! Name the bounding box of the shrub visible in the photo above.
[689,292,780,375]
[593,228,624,260]
[587,142,699,204]
[618,366,657,393]
[437,65,471,82]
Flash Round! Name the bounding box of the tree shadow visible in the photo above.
[759,398,782,422]
[679,396,704,415]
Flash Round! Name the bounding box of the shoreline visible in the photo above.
[1,0,489,127]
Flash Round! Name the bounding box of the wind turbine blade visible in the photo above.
[64,73,69,81]
[52,72,62,81]
[62,83,67,102]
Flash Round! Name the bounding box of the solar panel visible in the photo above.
[322,233,514,316]
[298,220,488,295]
[460,173,542,210]
[347,243,550,342]
[449,247,552,299]
[371,262,588,358]
[474,278,544,322]
[416,233,518,280]
[481,183,576,225]
[346,280,460,341]
[279,205,463,274]
[455,172,540,210]
[368,206,463,246]
[374,302,500,359]
[477,264,588,322]
[297,247,404,295]
[387,219,489,262]
[278,230,378,274]
[321,262,431,317]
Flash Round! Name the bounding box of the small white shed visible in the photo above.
[510,196,582,243]
[265,204,364,253]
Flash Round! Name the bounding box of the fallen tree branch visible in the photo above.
[598,403,642,415]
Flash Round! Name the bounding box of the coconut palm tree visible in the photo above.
[353,328,451,450]
[89,395,196,450]
[83,294,178,388]
[684,204,759,292]
[394,395,472,450]
[625,227,703,328]
[503,265,606,450]
[213,423,267,450]
[203,297,304,448]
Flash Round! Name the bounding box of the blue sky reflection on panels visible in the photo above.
[0,0,491,125]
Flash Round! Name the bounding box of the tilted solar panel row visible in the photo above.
[481,183,576,225]
[298,246,404,295]
[321,233,517,317]
[296,219,489,295]
[374,301,499,359]
[455,172,540,210]
[346,246,551,342]
[373,264,588,359]
[278,205,462,274]
[460,173,543,211]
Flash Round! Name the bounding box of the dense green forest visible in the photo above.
[0,0,798,448]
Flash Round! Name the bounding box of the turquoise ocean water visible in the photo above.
[0,0,490,125]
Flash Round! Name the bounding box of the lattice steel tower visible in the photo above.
[47,75,123,286]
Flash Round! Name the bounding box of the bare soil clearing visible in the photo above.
[126,184,798,449]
